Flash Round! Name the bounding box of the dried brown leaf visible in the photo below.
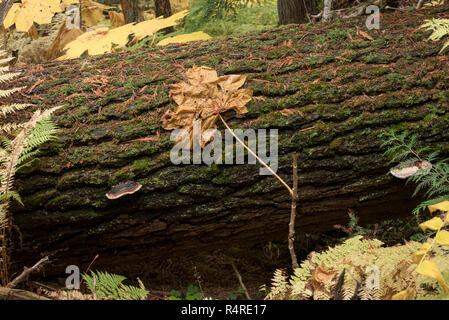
[161,66,252,148]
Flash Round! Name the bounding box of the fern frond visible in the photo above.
[82,270,148,300]
[0,72,20,83]
[0,87,25,98]
[0,104,32,116]
[0,122,25,134]
[420,18,449,53]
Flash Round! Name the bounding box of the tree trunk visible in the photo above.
[3,7,449,276]
[277,0,315,24]
[154,0,174,34]
[120,0,143,23]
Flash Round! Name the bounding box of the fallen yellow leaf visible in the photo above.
[416,259,449,295]
[391,287,415,300]
[435,230,449,247]
[419,217,444,232]
[157,31,212,46]
[428,200,449,214]
[4,0,62,32]
[59,10,188,59]
[412,242,432,264]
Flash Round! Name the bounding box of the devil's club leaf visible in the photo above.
[161,66,252,148]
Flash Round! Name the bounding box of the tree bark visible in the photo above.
[120,0,143,23]
[154,0,174,34]
[3,7,449,276]
[277,0,315,24]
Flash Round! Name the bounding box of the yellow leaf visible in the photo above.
[391,287,415,300]
[81,5,106,27]
[4,0,63,32]
[419,217,444,232]
[59,10,188,59]
[412,242,432,264]
[416,260,449,295]
[312,264,336,284]
[46,21,84,60]
[435,230,449,247]
[109,11,125,28]
[428,200,449,214]
[157,31,212,46]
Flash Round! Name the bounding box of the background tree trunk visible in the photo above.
[277,0,315,24]
[154,0,174,33]
[3,7,449,276]
[120,0,144,23]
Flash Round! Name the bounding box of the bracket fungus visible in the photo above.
[106,181,142,200]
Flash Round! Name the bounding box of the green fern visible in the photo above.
[0,49,61,286]
[82,271,148,300]
[380,129,449,215]
[420,18,449,53]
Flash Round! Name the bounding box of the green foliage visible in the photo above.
[168,285,204,300]
[82,271,148,300]
[182,0,277,37]
[0,50,60,285]
[380,130,449,215]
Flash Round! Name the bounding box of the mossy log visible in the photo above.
[0,287,49,300]
[4,7,449,275]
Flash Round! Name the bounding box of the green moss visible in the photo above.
[362,52,391,64]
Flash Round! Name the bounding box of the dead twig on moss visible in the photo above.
[230,261,251,300]
[288,153,299,269]
[7,256,49,289]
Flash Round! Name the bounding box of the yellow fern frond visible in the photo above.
[0,87,25,98]
[420,18,449,53]
[0,122,26,134]
[0,72,20,83]
[0,104,32,116]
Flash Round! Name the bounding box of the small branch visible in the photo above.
[92,274,97,300]
[288,153,299,270]
[7,256,49,289]
[230,261,251,300]
[416,0,425,9]
[218,115,293,196]
[85,254,99,274]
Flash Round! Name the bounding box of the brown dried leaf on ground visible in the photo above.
[161,66,253,148]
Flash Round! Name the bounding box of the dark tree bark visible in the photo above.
[3,7,449,276]
[120,0,144,23]
[154,0,174,34]
[277,0,315,24]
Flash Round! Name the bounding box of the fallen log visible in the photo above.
[3,6,449,275]
[0,287,49,300]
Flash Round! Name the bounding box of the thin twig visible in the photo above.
[7,256,49,288]
[92,274,97,300]
[85,254,99,274]
[288,153,299,269]
[230,261,251,300]
[218,115,293,196]
[416,0,425,9]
